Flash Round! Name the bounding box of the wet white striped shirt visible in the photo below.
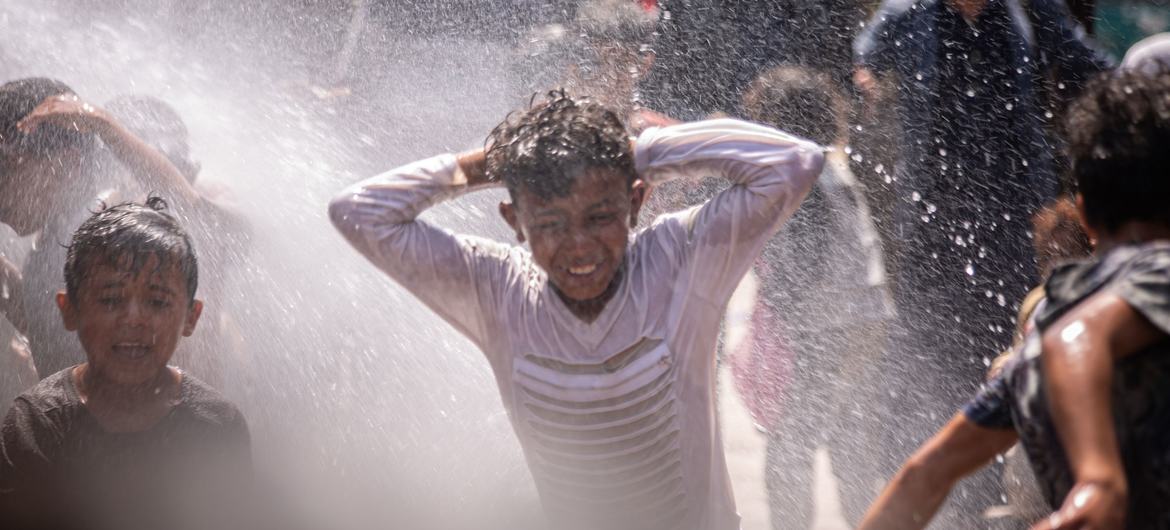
[330,119,823,530]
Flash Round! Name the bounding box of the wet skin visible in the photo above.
[57,254,202,388]
[0,145,82,236]
[500,167,646,321]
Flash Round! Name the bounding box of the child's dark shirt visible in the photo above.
[0,367,251,530]
[964,242,1170,528]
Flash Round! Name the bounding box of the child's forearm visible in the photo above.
[93,114,200,205]
[635,118,823,193]
[857,460,950,530]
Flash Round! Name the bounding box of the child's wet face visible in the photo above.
[509,168,644,302]
[0,145,82,235]
[59,254,200,386]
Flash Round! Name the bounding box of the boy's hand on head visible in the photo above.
[456,149,491,187]
[628,108,679,135]
[16,94,111,137]
[1029,481,1127,530]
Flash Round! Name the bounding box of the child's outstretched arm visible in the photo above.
[856,414,1018,530]
[17,94,200,205]
[329,149,504,348]
[637,118,824,301]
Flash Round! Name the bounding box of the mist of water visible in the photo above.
[0,2,575,527]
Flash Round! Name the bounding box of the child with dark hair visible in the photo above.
[94,94,251,388]
[330,90,823,530]
[11,87,232,379]
[0,77,94,237]
[738,66,894,529]
[857,68,1170,530]
[0,198,252,530]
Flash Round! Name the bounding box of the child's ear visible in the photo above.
[56,291,79,331]
[1075,193,1098,249]
[499,201,526,243]
[628,179,648,229]
[182,300,203,337]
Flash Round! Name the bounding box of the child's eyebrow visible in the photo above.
[147,285,176,295]
[587,198,621,211]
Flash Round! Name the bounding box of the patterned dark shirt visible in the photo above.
[964,242,1170,528]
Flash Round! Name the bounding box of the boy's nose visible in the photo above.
[121,299,149,326]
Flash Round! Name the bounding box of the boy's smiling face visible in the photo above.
[57,253,201,386]
[502,167,646,304]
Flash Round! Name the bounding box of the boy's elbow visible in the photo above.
[328,192,361,237]
[792,144,825,193]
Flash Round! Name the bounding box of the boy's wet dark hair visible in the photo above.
[64,197,199,304]
[742,66,844,147]
[0,77,93,156]
[1066,68,1170,232]
[486,90,634,201]
[105,95,201,183]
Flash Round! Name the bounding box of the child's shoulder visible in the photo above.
[13,367,80,414]
[175,373,247,431]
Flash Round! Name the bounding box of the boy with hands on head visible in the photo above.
[330,90,823,530]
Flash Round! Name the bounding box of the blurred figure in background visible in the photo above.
[0,77,100,389]
[101,95,252,388]
[854,0,1111,523]
[738,65,895,530]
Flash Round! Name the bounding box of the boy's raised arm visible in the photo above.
[17,95,200,205]
[328,150,505,348]
[636,118,824,301]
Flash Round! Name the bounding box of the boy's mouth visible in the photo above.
[112,342,152,359]
[568,264,599,276]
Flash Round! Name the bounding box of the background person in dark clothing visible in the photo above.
[854,0,1111,524]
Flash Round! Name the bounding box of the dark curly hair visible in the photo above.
[1066,68,1170,232]
[485,90,635,201]
[64,197,199,304]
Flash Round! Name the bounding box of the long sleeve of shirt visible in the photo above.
[636,118,824,303]
[329,118,823,349]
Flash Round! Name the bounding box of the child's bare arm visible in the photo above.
[329,152,507,348]
[857,415,1018,530]
[1035,292,1166,530]
[17,95,199,205]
